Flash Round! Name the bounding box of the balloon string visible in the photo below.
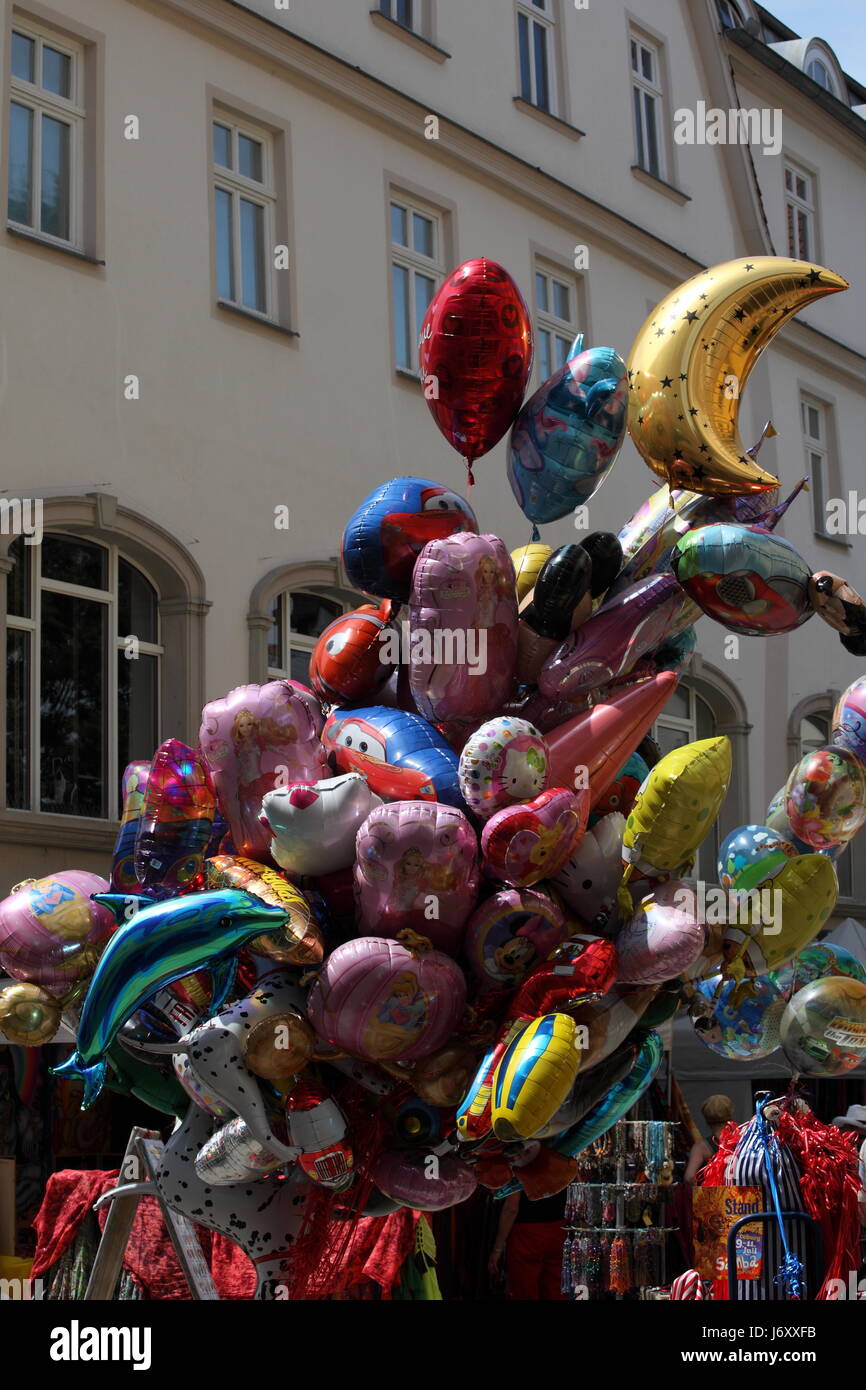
[530,524,541,543]
[466,460,475,487]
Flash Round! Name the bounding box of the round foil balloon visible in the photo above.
[306,935,467,1062]
[779,976,866,1076]
[672,524,814,635]
[717,824,799,894]
[771,941,866,1001]
[765,784,836,860]
[463,887,566,989]
[615,880,705,985]
[458,718,549,819]
[308,601,396,705]
[481,787,588,888]
[419,258,533,481]
[832,676,866,768]
[199,681,328,862]
[785,745,866,850]
[0,871,115,996]
[408,533,518,729]
[110,761,150,893]
[134,739,216,895]
[508,344,628,526]
[341,476,478,603]
[354,800,479,955]
[0,981,63,1045]
[690,974,785,1060]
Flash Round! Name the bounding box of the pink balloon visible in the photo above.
[372,1149,477,1210]
[615,881,706,985]
[354,801,479,955]
[464,887,566,989]
[408,533,518,728]
[199,681,328,862]
[0,871,115,997]
[306,936,466,1062]
[539,574,687,699]
[480,787,589,888]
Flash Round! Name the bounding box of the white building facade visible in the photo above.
[0,0,864,917]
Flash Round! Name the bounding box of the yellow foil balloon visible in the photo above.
[722,852,838,976]
[627,257,848,494]
[491,1012,581,1141]
[623,737,732,877]
[511,543,552,603]
[0,982,62,1045]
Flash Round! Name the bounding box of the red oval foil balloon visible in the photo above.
[419,258,533,481]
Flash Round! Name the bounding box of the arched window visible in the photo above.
[807,57,834,92]
[1,495,207,842]
[6,533,162,818]
[267,586,359,686]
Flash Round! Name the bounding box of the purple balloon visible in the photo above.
[539,573,688,699]
[372,1149,477,1210]
[0,871,115,997]
[306,936,466,1062]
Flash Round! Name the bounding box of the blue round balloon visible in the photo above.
[691,973,784,1060]
[770,941,866,1000]
[717,823,798,894]
[341,477,477,603]
[507,345,627,526]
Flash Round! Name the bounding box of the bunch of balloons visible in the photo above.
[0,252,863,1297]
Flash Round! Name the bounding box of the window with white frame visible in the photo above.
[785,162,815,260]
[389,193,444,373]
[535,264,578,384]
[7,21,84,246]
[716,0,743,28]
[654,683,719,881]
[517,0,556,114]
[797,710,858,901]
[630,32,665,180]
[212,114,277,318]
[379,0,422,33]
[801,394,834,536]
[268,587,361,686]
[6,533,161,819]
[806,56,835,94]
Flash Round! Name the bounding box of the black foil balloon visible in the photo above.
[521,544,592,639]
[579,531,623,598]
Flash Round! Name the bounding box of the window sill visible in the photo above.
[0,808,118,853]
[394,365,423,390]
[217,300,299,339]
[6,224,105,266]
[369,11,450,62]
[630,165,691,204]
[812,529,853,550]
[513,98,585,141]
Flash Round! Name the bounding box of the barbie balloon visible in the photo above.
[408,533,518,727]
[545,672,679,806]
[508,344,628,526]
[341,476,478,603]
[481,787,588,888]
[372,1149,477,1210]
[322,704,463,806]
[306,935,467,1062]
[832,676,866,767]
[458,717,549,819]
[261,773,383,879]
[550,813,626,931]
[308,601,396,704]
[785,745,866,850]
[419,258,533,481]
[199,682,328,862]
[110,761,150,892]
[0,871,115,996]
[671,524,814,635]
[133,740,216,895]
[615,880,705,985]
[354,801,479,955]
[463,888,567,989]
[539,574,688,699]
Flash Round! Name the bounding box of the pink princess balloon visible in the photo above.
[614,880,706,985]
[306,936,466,1062]
[354,800,479,956]
[481,787,589,888]
[0,871,116,997]
[199,681,328,862]
[408,533,518,729]
[458,717,549,820]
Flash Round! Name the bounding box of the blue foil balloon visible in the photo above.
[51,888,290,1108]
[691,973,784,1060]
[508,345,628,528]
[717,824,799,894]
[322,704,464,807]
[341,477,477,603]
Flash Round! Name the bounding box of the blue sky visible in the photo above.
[766,0,866,87]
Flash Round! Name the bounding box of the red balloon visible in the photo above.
[308,601,395,704]
[419,259,533,482]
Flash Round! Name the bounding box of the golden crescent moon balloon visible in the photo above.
[627,257,848,495]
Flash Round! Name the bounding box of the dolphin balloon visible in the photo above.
[51,889,290,1107]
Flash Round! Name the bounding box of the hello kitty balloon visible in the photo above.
[458,718,549,820]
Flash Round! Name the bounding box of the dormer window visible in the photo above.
[807,57,834,92]
[717,0,742,29]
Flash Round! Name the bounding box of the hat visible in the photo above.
[832,1104,866,1133]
